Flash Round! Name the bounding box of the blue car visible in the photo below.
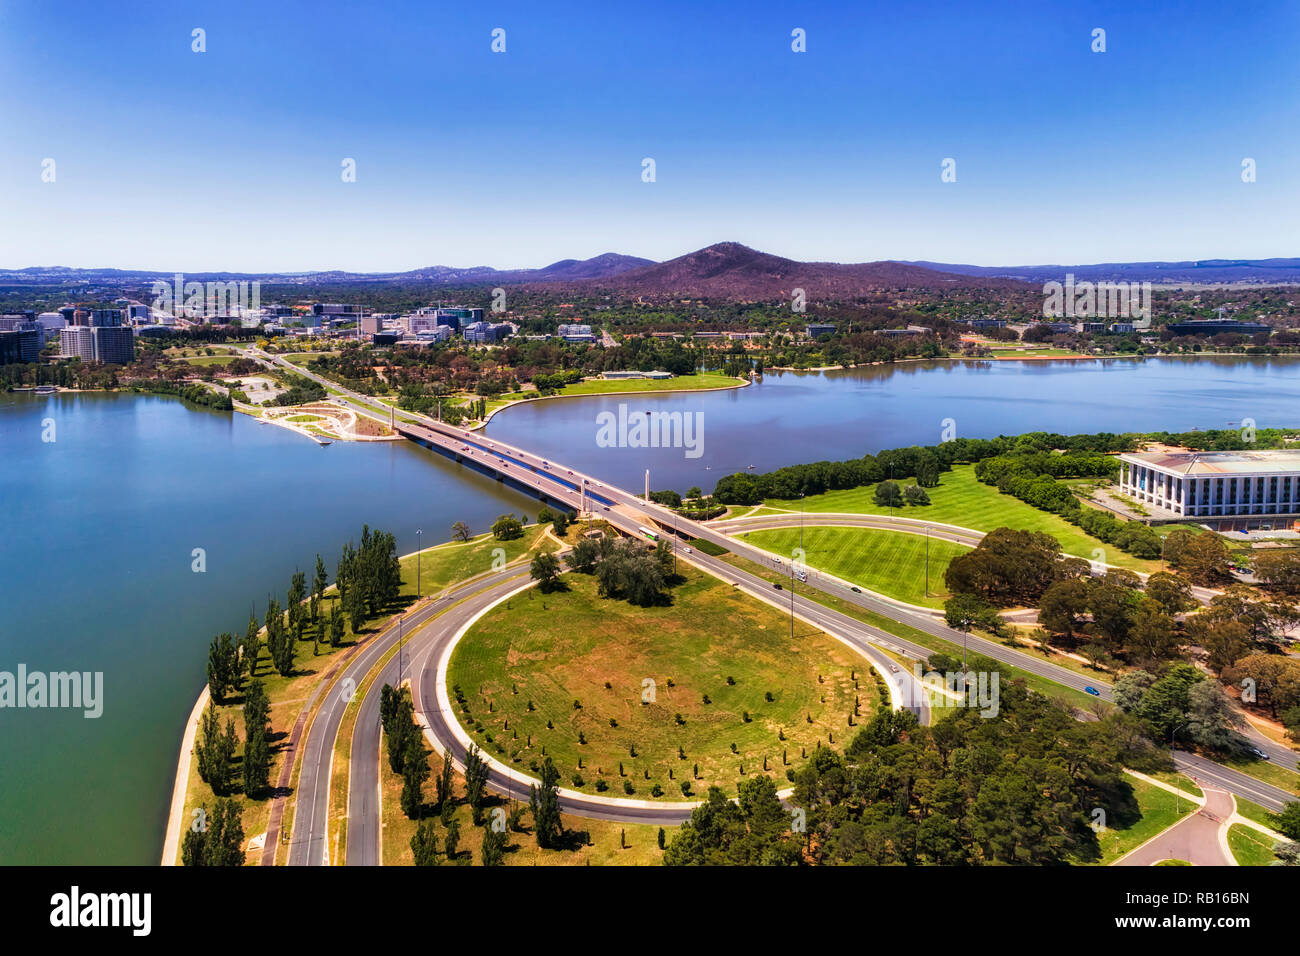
[1084,686,1101,697]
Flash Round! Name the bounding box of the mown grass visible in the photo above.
[767,464,1160,572]
[740,526,968,609]
[448,567,876,800]
[1092,776,1193,865]
[557,372,744,396]
[1228,823,1279,866]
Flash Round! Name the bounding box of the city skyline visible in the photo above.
[2,0,1299,272]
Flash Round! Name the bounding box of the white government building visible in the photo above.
[1118,449,1300,524]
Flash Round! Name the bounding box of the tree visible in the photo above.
[551,511,570,536]
[443,820,461,859]
[435,755,455,812]
[1275,801,1300,841]
[411,819,440,866]
[464,745,490,824]
[451,521,472,542]
[1163,528,1233,586]
[664,775,800,866]
[1251,550,1300,596]
[1127,599,1180,667]
[481,822,507,866]
[491,514,524,541]
[529,756,563,849]
[564,538,600,574]
[241,615,261,678]
[1144,571,1195,615]
[873,480,903,509]
[530,551,563,592]
[1221,654,1300,718]
[386,690,415,774]
[1184,680,1249,754]
[903,484,930,506]
[328,605,345,647]
[182,799,246,866]
[944,527,1062,606]
[1038,578,1091,637]
[312,553,329,621]
[243,678,271,795]
[206,632,239,703]
[400,729,431,818]
[196,705,237,795]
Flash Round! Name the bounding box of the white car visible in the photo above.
[683,547,693,554]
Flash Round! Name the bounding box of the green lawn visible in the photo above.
[1093,776,1194,865]
[1228,824,1279,866]
[183,355,237,366]
[767,464,1160,572]
[448,567,876,800]
[556,372,744,396]
[740,526,968,609]
[402,525,555,597]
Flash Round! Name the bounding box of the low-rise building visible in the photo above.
[557,323,595,342]
[1118,449,1300,524]
[806,323,836,338]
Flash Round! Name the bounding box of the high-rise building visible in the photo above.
[0,327,41,364]
[60,326,97,361]
[92,325,135,364]
[88,309,124,327]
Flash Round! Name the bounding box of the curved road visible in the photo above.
[269,350,1297,863]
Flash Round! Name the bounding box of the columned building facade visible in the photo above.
[1118,450,1300,520]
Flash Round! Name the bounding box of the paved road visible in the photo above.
[285,567,529,866]
[1117,787,1235,866]
[269,351,1296,860]
[712,511,1299,773]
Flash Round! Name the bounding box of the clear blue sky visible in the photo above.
[2,0,1297,271]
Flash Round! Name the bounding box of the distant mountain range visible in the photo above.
[902,258,1300,285]
[551,242,1027,298]
[5,247,1300,301]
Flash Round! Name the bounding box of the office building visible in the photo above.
[1167,319,1270,336]
[36,312,66,342]
[806,323,836,338]
[0,326,41,364]
[1118,449,1300,522]
[59,324,135,364]
[60,325,97,361]
[462,321,510,344]
[557,323,595,343]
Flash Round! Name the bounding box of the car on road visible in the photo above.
[849,586,861,593]
[1249,747,1270,760]
[888,665,899,673]
[773,582,783,590]
[1084,686,1101,696]
[683,546,693,554]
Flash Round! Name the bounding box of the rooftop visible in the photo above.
[1120,448,1300,476]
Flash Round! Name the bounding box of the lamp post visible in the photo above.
[415,528,423,598]
[1170,722,1188,815]
[925,526,931,597]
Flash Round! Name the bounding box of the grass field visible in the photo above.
[448,567,878,800]
[1228,824,1279,866]
[556,372,744,396]
[740,526,968,609]
[717,550,1103,710]
[1093,776,1193,865]
[378,732,670,865]
[767,464,1160,572]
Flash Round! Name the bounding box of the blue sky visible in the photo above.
[1,0,1297,271]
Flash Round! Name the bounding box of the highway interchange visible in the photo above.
[240,349,1299,864]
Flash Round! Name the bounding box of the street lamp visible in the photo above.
[415,528,423,597]
[1170,722,1188,815]
[925,526,931,597]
